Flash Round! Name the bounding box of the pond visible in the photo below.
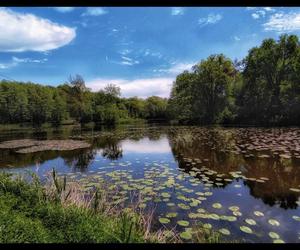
[0,124,300,243]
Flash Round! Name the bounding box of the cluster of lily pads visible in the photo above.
[58,155,300,243]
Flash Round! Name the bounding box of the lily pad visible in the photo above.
[229,206,240,212]
[292,215,300,221]
[166,212,178,218]
[273,239,285,243]
[254,211,264,217]
[161,192,171,198]
[212,203,222,209]
[159,218,170,224]
[177,220,190,227]
[178,203,190,210]
[269,232,280,239]
[219,228,231,235]
[245,219,256,226]
[179,231,192,240]
[233,211,242,217]
[268,219,280,226]
[240,226,253,234]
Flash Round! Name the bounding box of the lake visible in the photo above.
[0,124,300,243]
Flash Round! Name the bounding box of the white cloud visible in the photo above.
[82,7,107,16]
[252,13,260,19]
[171,7,184,16]
[86,77,174,98]
[263,12,300,32]
[198,14,222,27]
[263,7,275,12]
[233,36,241,41]
[249,7,273,19]
[0,56,48,69]
[120,60,139,66]
[53,7,75,13]
[246,7,257,11]
[0,8,76,52]
[121,56,132,61]
[12,56,48,63]
[157,62,195,75]
[0,62,14,69]
[86,61,197,98]
[119,49,132,55]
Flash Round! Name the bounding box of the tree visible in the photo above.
[238,34,300,125]
[145,96,168,120]
[168,54,237,124]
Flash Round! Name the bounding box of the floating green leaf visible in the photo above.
[240,226,253,234]
[159,218,170,224]
[178,203,190,210]
[268,219,280,226]
[229,206,240,212]
[292,215,300,221]
[233,211,242,217]
[245,219,256,226]
[166,212,178,218]
[219,228,231,235]
[179,231,192,240]
[212,203,222,209]
[269,232,280,239]
[161,192,171,198]
[273,239,285,243]
[177,220,190,227]
[254,211,264,217]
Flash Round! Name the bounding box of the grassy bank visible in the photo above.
[0,171,222,243]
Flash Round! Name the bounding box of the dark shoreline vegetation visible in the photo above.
[1,34,300,128]
[0,170,223,243]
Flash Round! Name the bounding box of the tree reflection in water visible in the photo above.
[168,127,300,209]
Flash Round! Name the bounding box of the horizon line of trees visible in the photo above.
[1,34,300,127]
[0,75,168,127]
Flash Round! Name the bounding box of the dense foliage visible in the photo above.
[0,75,168,126]
[1,34,300,126]
[168,34,300,126]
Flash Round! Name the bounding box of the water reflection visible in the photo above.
[168,127,300,210]
[0,126,300,210]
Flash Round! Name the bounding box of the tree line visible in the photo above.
[167,34,300,126]
[1,34,300,127]
[0,75,168,127]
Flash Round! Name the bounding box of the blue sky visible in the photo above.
[1,7,300,98]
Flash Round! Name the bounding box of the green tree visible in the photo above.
[238,34,300,125]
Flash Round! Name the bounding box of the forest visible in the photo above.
[0,76,168,127]
[1,34,300,127]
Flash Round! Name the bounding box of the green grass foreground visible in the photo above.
[0,172,222,243]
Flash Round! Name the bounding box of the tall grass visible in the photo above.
[0,170,223,243]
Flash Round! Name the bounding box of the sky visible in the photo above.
[1,6,300,98]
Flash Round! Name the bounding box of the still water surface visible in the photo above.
[1,124,300,243]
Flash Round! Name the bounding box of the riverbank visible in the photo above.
[0,118,146,131]
[0,171,222,243]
